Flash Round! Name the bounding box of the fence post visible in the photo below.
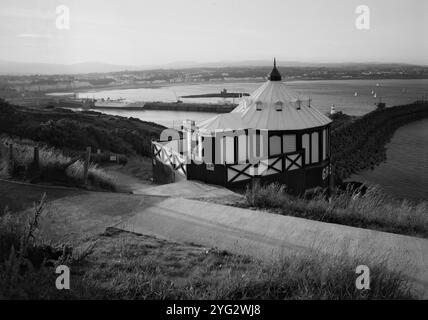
[83,146,91,185]
[33,146,39,169]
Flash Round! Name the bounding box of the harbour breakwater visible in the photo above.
[331,101,428,183]
[141,102,236,112]
[53,99,237,113]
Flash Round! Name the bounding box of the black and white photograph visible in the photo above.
[0,0,427,310]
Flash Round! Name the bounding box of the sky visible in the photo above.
[0,0,427,66]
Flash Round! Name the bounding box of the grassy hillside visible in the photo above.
[0,99,165,157]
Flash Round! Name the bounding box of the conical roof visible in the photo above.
[269,58,282,81]
[197,112,246,132]
[198,61,332,132]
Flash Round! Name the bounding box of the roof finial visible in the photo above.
[269,57,282,81]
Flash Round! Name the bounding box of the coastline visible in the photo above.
[349,117,428,201]
[332,101,428,188]
[44,77,428,95]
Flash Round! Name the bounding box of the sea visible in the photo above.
[74,79,428,201]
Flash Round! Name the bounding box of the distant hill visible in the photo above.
[0,60,146,75]
[0,59,422,75]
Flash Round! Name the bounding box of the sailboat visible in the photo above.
[373,93,377,98]
[371,90,374,95]
[354,92,358,97]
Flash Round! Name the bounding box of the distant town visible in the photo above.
[1,63,428,100]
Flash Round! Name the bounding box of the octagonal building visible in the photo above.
[152,60,333,193]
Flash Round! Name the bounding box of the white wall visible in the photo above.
[302,133,310,164]
[311,132,319,163]
[322,129,327,160]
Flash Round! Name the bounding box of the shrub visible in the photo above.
[0,196,74,299]
[66,160,117,191]
[245,182,290,208]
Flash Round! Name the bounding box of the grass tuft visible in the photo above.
[0,136,118,191]
[68,230,415,300]
[0,206,418,300]
[244,183,428,238]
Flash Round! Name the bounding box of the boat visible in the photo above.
[181,89,250,99]
[94,98,145,109]
[354,92,358,97]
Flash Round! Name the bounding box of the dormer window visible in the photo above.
[275,101,283,111]
[256,101,263,111]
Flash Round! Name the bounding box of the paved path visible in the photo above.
[10,179,428,298]
[133,180,243,200]
[117,197,428,298]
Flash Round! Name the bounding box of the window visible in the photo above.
[283,135,296,153]
[225,136,234,163]
[255,132,261,157]
[274,101,283,111]
[311,132,319,163]
[302,134,310,164]
[269,135,281,156]
[198,135,203,159]
[238,134,247,163]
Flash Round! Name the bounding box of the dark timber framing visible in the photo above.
[152,123,331,193]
